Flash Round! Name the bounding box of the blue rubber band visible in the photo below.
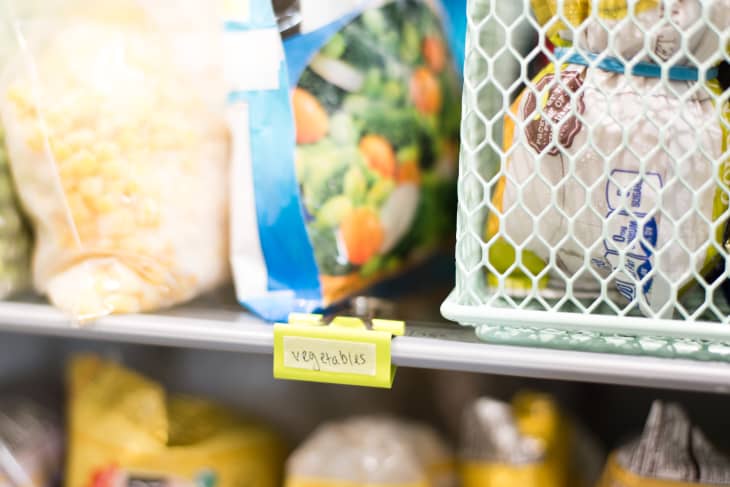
[555,47,719,82]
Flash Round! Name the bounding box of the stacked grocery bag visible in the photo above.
[5,355,730,487]
[0,0,464,322]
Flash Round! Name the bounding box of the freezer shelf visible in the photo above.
[0,299,729,393]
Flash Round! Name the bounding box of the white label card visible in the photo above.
[282,336,377,376]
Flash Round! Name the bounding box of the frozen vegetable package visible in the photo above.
[285,416,456,487]
[229,0,461,320]
[0,0,229,320]
[0,129,30,298]
[66,355,283,487]
[0,20,32,300]
[460,393,602,487]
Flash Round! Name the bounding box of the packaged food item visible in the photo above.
[0,19,32,300]
[0,398,62,487]
[486,0,730,315]
[460,393,601,487]
[1,0,229,320]
[285,416,455,487]
[230,0,461,321]
[597,401,730,486]
[0,129,31,298]
[66,355,283,487]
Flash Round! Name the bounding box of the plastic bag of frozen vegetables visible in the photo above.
[229,0,461,320]
[0,0,229,320]
[0,128,30,299]
[0,21,32,299]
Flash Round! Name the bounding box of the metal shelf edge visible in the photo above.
[391,336,730,393]
[0,302,728,393]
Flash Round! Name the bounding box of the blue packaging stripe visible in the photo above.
[555,47,719,81]
[441,0,466,74]
[224,0,278,30]
[228,0,323,321]
[229,72,323,320]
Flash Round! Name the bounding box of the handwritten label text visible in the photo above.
[282,336,376,376]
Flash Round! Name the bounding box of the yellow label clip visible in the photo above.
[273,313,405,388]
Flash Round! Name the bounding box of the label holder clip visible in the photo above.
[273,313,404,388]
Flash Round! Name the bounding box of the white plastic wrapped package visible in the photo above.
[285,416,456,487]
[0,0,229,320]
[488,0,730,314]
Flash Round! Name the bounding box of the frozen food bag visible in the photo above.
[0,128,31,298]
[597,401,730,486]
[285,416,455,487]
[229,0,461,320]
[0,398,62,487]
[460,392,602,487]
[486,0,730,315]
[66,355,283,487]
[0,19,32,300]
[0,0,229,320]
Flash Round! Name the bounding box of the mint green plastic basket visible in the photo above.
[441,0,730,361]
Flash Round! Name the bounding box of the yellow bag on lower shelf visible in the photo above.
[460,392,602,487]
[596,401,730,487]
[66,356,283,487]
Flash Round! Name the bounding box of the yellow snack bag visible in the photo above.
[66,356,283,487]
[460,393,600,487]
[532,0,659,46]
[596,401,730,487]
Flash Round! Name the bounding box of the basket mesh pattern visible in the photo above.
[445,0,730,357]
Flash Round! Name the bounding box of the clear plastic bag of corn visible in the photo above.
[441,0,730,359]
[0,128,30,298]
[0,17,31,299]
[0,0,229,320]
